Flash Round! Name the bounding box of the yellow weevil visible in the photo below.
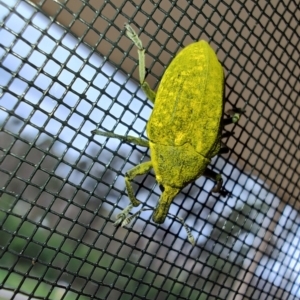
[92,24,243,245]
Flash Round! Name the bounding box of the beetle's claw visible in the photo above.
[114,212,128,226]
[211,177,223,193]
[121,217,132,227]
[124,23,143,50]
[121,210,141,227]
[115,206,150,227]
[232,113,241,123]
[114,217,124,227]
[114,204,133,227]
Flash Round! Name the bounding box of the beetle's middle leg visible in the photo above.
[114,161,153,226]
[125,24,156,104]
[218,131,233,154]
[91,129,149,147]
[220,108,245,153]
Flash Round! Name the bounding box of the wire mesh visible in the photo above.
[0,0,299,299]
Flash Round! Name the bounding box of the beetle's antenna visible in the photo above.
[116,206,195,246]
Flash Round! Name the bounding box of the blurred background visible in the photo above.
[0,0,299,299]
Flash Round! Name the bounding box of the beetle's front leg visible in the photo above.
[203,168,223,193]
[125,23,156,104]
[223,108,245,126]
[91,129,149,147]
[114,161,153,226]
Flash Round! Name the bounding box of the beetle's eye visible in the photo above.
[159,184,164,192]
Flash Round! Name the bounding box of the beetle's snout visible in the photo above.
[152,186,180,225]
[152,208,166,224]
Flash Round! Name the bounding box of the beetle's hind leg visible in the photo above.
[220,108,245,153]
[203,168,223,193]
[125,24,156,104]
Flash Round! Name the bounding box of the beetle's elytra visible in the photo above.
[92,24,243,245]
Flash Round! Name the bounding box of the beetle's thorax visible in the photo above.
[149,141,210,189]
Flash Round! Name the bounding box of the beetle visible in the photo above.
[92,24,243,245]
